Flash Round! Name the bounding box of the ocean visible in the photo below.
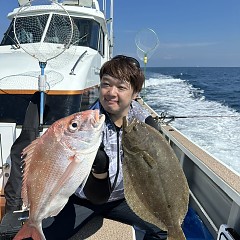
[143,67,240,175]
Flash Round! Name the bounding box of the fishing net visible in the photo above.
[135,28,159,97]
[0,70,63,91]
[135,28,159,62]
[47,19,80,69]
[14,0,73,62]
[13,0,74,126]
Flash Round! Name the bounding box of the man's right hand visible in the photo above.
[91,143,109,174]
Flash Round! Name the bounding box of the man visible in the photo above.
[43,55,167,240]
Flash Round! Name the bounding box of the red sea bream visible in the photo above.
[13,109,105,240]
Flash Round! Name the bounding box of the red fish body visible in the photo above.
[13,109,105,240]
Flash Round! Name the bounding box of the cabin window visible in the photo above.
[16,14,50,43]
[97,27,105,56]
[1,15,100,52]
[0,22,16,46]
[71,17,100,50]
[1,14,69,45]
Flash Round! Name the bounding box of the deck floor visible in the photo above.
[69,217,134,240]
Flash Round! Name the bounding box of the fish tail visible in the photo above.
[168,226,186,240]
[13,221,46,240]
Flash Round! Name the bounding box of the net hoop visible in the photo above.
[135,28,159,61]
[13,0,73,62]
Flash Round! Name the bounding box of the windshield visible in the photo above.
[1,14,100,50]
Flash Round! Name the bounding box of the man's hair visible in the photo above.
[100,55,144,93]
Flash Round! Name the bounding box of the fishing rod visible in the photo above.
[157,112,240,124]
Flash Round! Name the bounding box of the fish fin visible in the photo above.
[21,138,41,206]
[167,226,186,240]
[142,151,157,169]
[13,221,45,240]
[22,137,40,156]
[47,154,80,216]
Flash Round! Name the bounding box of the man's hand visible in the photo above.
[91,143,109,174]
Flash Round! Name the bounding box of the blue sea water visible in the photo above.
[143,67,240,174]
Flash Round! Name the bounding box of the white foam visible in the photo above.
[144,74,240,173]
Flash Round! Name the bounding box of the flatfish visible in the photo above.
[122,117,189,240]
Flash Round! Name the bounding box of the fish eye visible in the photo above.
[72,122,78,128]
[133,126,138,131]
[69,121,79,132]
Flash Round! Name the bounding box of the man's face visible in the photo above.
[99,74,137,118]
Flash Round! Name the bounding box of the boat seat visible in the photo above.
[69,216,135,240]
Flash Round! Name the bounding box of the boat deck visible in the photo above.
[70,217,134,240]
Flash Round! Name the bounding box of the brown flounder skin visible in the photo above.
[122,118,189,240]
[14,110,105,240]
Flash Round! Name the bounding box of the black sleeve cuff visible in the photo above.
[145,116,159,130]
[83,172,111,205]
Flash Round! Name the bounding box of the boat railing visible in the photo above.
[137,98,240,239]
[160,123,240,239]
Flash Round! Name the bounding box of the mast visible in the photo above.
[109,0,113,57]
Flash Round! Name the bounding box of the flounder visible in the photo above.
[122,117,189,240]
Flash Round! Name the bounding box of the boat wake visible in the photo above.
[144,73,240,174]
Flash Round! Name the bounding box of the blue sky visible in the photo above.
[1,0,240,67]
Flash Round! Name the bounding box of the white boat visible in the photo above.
[0,0,113,237]
[0,1,239,240]
[0,0,112,215]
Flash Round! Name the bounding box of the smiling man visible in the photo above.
[43,55,167,240]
